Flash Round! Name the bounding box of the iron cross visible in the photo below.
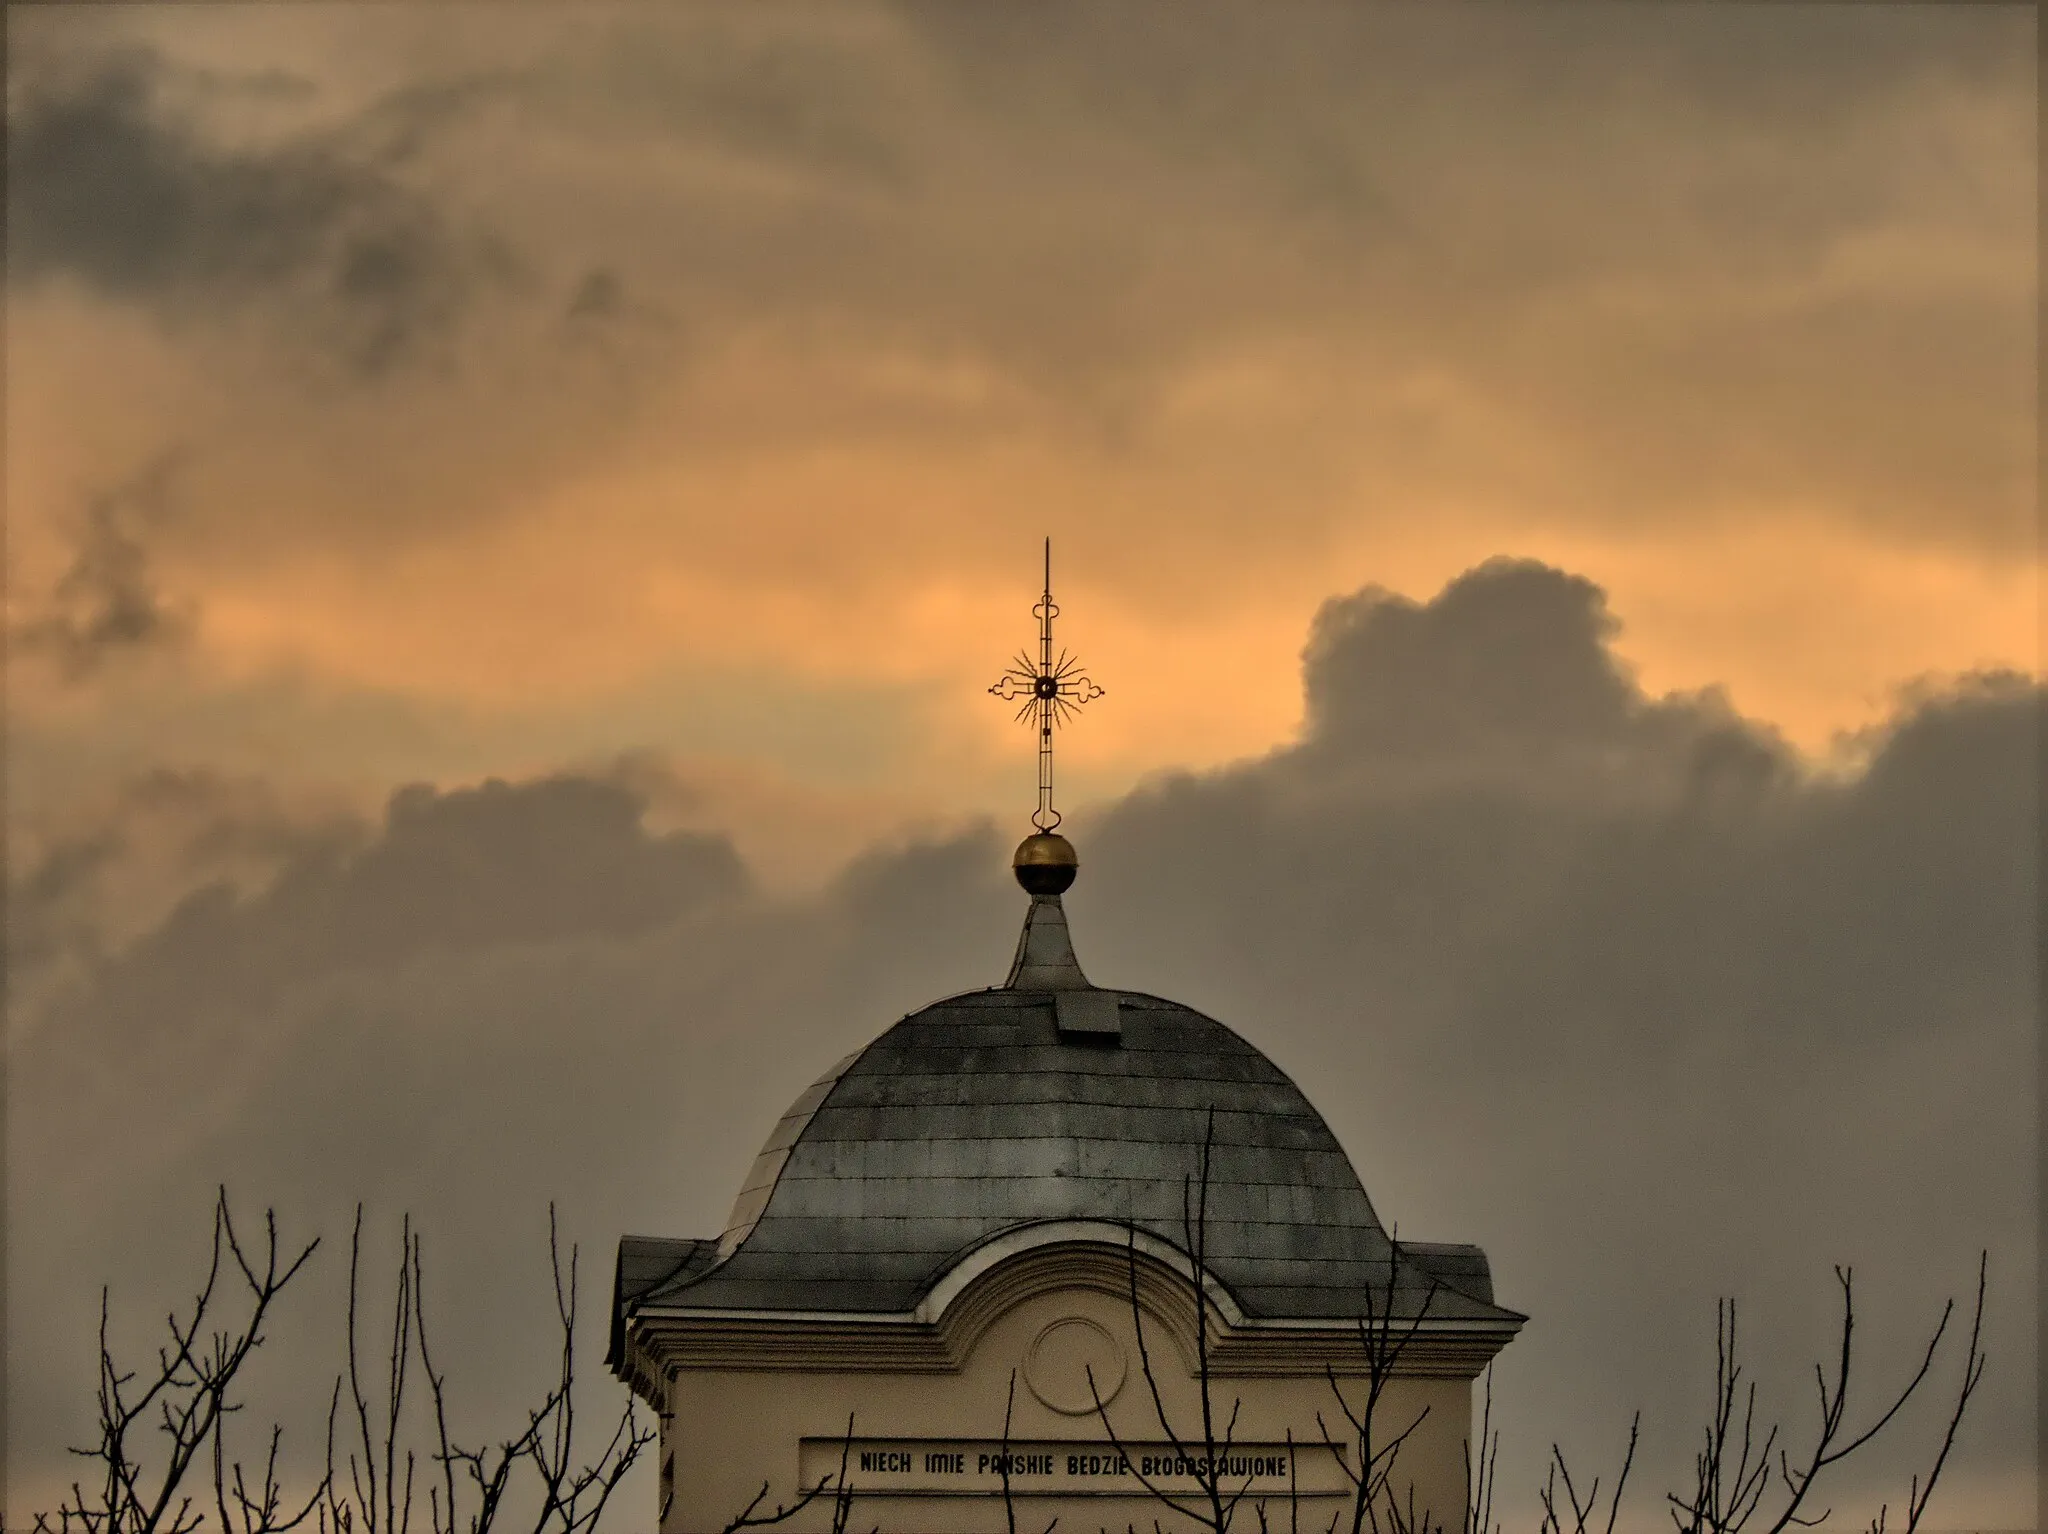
[988,539,1106,832]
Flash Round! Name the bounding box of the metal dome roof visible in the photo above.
[613,895,1523,1335]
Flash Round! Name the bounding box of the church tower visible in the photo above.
[609,551,1523,1533]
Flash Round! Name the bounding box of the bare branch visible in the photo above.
[36,1190,320,1534]
[1901,1253,1989,1534]
[718,1413,857,1534]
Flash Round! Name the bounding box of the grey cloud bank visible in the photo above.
[9,561,2033,1530]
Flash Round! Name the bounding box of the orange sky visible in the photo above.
[4,14,2039,1530]
[6,2,2037,887]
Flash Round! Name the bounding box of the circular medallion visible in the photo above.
[1023,1316,1127,1417]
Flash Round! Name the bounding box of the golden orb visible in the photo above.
[1013,831,1078,895]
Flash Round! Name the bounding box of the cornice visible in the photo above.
[625,1232,1521,1392]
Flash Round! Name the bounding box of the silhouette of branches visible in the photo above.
[1316,1228,1445,1534]
[1466,1367,1502,1534]
[1542,1253,1991,1534]
[32,1189,323,1534]
[1537,1413,1637,1534]
[324,1203,652,1534]
[30,1197,1997,1534]
[1658,1255,1987,1534]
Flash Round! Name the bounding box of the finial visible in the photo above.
[1012,830,1078,895]
[988,539,1105,876]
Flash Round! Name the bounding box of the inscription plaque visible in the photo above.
[796,1438,1350,1498]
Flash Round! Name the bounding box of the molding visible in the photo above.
[1024,1316,1127,1415]
[616,1344,665,1408]
[917,1220,1249,1327]
[625,1233,1521,1393]
[933,1238,1209,1376]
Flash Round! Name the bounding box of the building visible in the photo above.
[609,829,1524,1534]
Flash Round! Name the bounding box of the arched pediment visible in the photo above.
[922,1222,1227,1374]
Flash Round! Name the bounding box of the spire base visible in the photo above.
[1004,892,1121,1041]
[1005,894,1090,989]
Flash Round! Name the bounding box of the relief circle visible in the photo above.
[1023,1316,1127,1416]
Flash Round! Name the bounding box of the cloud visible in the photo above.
[1084,562,2031,1070]
[12,450,198,680]
[551,14,915,189]
[79,773,747,1027]
[15,4,2031,553]
[1074,562,2033,1516]
[6,765,365,1009]
[1,0,2030,802]
[2,17,2035,1524]
[7,43,499,377]
[1299,560,1657,767]
[1078,564,2029,1118]
[7,770,752,1211]
[6,767,1010,1523]
[8,560,2033,1530]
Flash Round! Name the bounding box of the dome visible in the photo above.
[612,892,1521,1335]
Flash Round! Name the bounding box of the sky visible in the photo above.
[4,4,2038,1532]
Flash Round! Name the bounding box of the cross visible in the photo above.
[988,539,1105,832]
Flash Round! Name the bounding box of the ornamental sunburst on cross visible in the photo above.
[988,539,1105,832]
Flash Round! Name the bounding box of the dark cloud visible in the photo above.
[7,767,362,996]
[13,451,197,680]
[557,18,912,189]
[1300,561,1648,765]
[702,2,2029,546]
[1078,565,2028,1103]
[7,767,1008,1524]
[7,44,496,377]
[506,3,2025,551]
[83,774,748,1029]
[894,1,2026,275]
[566,267,623,322]
[8,771,751,1213]
[13,560,2034,1528]
[8,5,2028,571]
[1071,562,2034,1511]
